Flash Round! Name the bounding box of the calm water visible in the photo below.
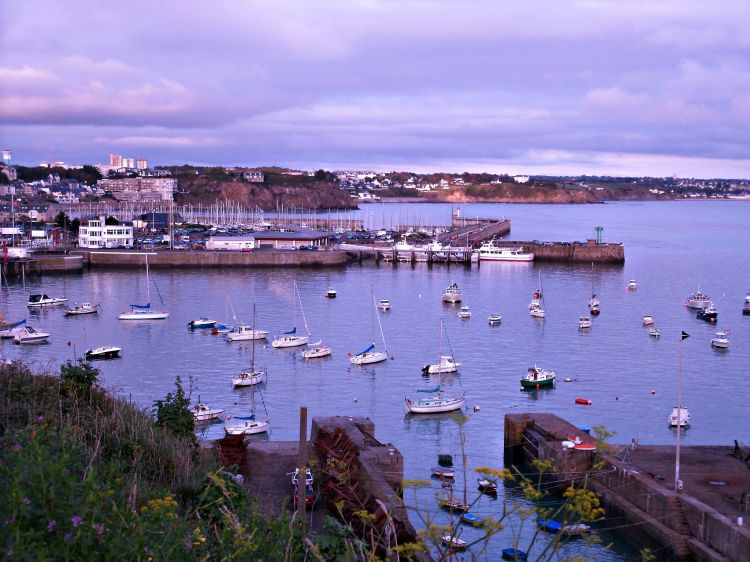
[2,200,748,560]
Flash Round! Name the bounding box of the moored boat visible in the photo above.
[589,295,600,316]
[562,523,591,536]
[520,365,556,389]
[377,299,391,311]
[668,406,690,428]
[441,534,468,551]
[84,346,121,359]
[442,282,461,303]
[476,241,534,262]
[224,415,270,436]
[578,316,592,329]
[118,256,169,320]
[431,466,455,479]
[502,547,529,561]
[193,403,224,422]
[212,323,234,334]
[405,386,465,414]
[649,327,660,338]
[642,315,654,326]
[685,290,711,310]
[326,289,337,299]
[422,355,461,375]
[65,302,99,316]
[188,317,216,329]
[696,304,717,323]
[227,325,269,341]
[710,330,729,349]
[438,497,469,512]
[232,369,267,387]
[460,512,485,527]
[537,519,562,533]
[27,294,68,308]
[302,341,332,359]
[628,279,637,290]
[349,342,388,365]
[13,326,50,344]
[743,294,750,315]
[477,478,498,494]
[457,306,471,319]
[488,313,502,324]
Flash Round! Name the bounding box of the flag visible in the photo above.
[681,331,690,340]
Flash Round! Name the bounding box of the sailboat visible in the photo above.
[529,271,545,318]
[233,304,268,387]
[118,255,169,320]
[349,290,389,365]
[404,385,465,414]
[272,281,310,348]
[227,300,269,341]
[588,263,600,316]
[224,385,270,436]
[422,318,461,374]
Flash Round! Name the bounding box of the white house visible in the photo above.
[78,217,134,248]
[514,175,530,183]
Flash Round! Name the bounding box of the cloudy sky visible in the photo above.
[1,0,749,177]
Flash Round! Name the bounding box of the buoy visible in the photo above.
[615,396,619,400]
[564,377,573,382]
[651,389,656,395]
[353,398,358,403]
[575,398,592,406]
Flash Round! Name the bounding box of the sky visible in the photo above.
[1,0,750,178]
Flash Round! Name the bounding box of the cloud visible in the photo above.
[94,135,220,147]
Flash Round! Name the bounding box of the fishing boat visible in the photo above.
[685,290,711,310]
[457,306,472,319]
[233,305,268,387]
[649,327,660,338]
[27,294,68,308]
[460,512,486,527]
[225,387,270,436]
[84,346,121,359]
[476,241,534,262]
[188,317,216,329]
[442,282,461,303]
[350,290,389,365]
[441,534,468,551]
[13,326,50,344]
[377,299,391,311]
[404,385,465,414]
[488,314,502,325]
[710,330,730,349]
[668,406,690,428]
[326,289,337,299]
[422,319,461,374]
[118,256,169,320]
[628,279,637,290]
[0,319,27,338]
[477,478,498,494]
[520,365,556,389]
[272,282,310,348]
[193,403,224,422]
[578,316,592,329]
[642,315,654,326]
[302,341,332,359]
[502,548,529,561]
[65,302,99,316]
[226,325,269,341]
[743,294,750,315]
[696,304,717,323]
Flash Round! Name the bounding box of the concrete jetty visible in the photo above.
[505,413,750,562]
[502,239,625,263]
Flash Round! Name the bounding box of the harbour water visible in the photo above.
[1,200,748,560]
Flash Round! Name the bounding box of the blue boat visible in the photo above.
[576,424,591,434]
[501,547,528,561]
[460,512,485,527]
[537,519,562,532]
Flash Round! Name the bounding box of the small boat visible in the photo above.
[405,386,465,414]
[441,534,468,551]
[578,316,592,329]
[118,256,169,320]
[710,330,730,349]
[438,497,469,512]
[562,523,591,536]
[589,294,601,316]
[743,294,750,315]
[628,279,637,290]
[573,443,596,451]
[27,294,68,308]
[377,299,391,311]
[193,403,224,422]
[442,282,461,303]
[668,406,690,428]
[212,323,234,335]
[272,282,310,347]
[350,342,388,365]
[477,478,498,494]
[13,326,50,344]
[502,548,529,561]
[326,289,337,299]
[696,304,717,323]
[529,305,545,318]
[65,303,99,316]
[422,355,461,375]
[457,306,472,319]
[537,519,562,533]
[224,415,270,436]
[575,397,592,405]
[649,327,660,337]
[685,290,711,310]
[520,365,556,389]
[226,325,269,341]
[642,315,654,326]
[476,241,534,262]
[461,512,486,527]
[302,341,332,359]
[431,466,455,479]
[84,346,121,359]
[232,369,267,387]
[488,314,502,325]
[188,317,216,329]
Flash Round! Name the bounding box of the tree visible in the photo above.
[54,211,69,229]
[60,360,100,393]
[70,218,80,234]
[0,171,9,184]
[105,215,119,226]
[153,376,195,439]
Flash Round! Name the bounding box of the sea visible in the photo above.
[2,199,748,560]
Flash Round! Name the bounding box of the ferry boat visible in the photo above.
[520,365,556,389]
[476,242,534,262]
[685,290,711,310]
[442,282,461,303]
[696,304,717,323]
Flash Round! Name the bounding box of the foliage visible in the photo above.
[104,215,119,226]
[15,165,101,185]
[60,360,100,393]
[70,218,80,234]
[54,211,69,229]
[153,376,195,440]
[0,171,8,184]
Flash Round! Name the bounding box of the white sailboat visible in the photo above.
[349,290,389,365]
[118,255,169,320]
[529,272,545,318]
[271,282,310,348]
[404,384,465,414]
[225,386,270,436]
[422,318,461,374]
[233,304,268,387]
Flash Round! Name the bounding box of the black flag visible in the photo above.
[681,331,690,340]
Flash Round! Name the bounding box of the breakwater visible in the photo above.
[503,240,625,263]
[73,249,351,268]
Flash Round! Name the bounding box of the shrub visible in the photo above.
[60,360,100,392]
[153,377,194,439]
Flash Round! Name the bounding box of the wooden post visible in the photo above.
[297,406,308,527]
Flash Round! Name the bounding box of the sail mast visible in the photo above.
[372,290,388,354]
[251,303,256,370]
[297,283,310,336]
[145,254,151,305]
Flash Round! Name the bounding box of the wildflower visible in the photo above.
[92,523,105,536]
[71,515,83,528]
[64,532,74,544]
[12,443,21,452]
[22,497,31,505]
[47,520,58,532]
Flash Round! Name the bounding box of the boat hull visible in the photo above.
[405,396,465,414]
[302,347,332,359]
[227,330,268,341]
[350,351,388,365]
[478,253,534,262]
[271,335,309,348]
[85,347,121,359]
[520,378,554,389]
[119,311,169,320]
[14,335,50,344]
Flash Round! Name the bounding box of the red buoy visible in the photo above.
[575,398,592,406]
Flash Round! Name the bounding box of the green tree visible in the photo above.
[70,218,80,234]
[153,376,195,439]
[105,216,119,226]
[54,211,69,229]
[0,171,9,184]
[60,360,100,393]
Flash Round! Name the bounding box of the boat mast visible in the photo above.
[297,283,310,336]
[372,289,388,354]
[251,303,256,370]
[675,331,688,492]
[145,254,151,305]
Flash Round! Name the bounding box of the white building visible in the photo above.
[514,175,530,183]
[78,217,134,249]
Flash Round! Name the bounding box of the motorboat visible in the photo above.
[710,330,730,349]
[442,282,461,303]
[457,306,472,319]
[212,323,234,334]
[441,534,468,551]
[224,415,270,436]
[65,302,99,316]
[588,295,600,316]
[193,403,224,422]
[696,304,717,323]
[118,256,169,320]
[488,314,502,325]
[404,386,465,414]
[744,294,750,315]
[377,299,391,311]
[232,369,267,387]
[13,326,50,344]
[188,317,216,329]
[668,406,690,428]
[649,327,660,338]
[349,343,388,365]
[326,289,337,299]
[685,290,711,310]
[578,316,592,329]
[302,342,332,359]
[529,304,545,318]
[27,294,68,308]
[84,346,121,359]
[642,315,654,326]
[422,355,461,375]
[628,279,637,290]
[476,241,534,262]
[520,365,556,389]
[227,325,269,341]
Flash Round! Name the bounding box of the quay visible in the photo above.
[1,254,84,278]
[502,239,625,263]
[505,413,750,562]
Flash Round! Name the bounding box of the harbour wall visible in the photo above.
[502,240,625,263]
[73,249,351,268]
[1,254,84,277]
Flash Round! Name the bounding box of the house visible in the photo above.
[514,175,530,183]
[243,171,265,183]
[206,230,331,251]
[78,217,134,249]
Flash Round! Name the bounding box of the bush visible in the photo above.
[60,360,100,392]
[153,377,194,439]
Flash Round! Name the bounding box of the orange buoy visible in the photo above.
[575,398,592,406]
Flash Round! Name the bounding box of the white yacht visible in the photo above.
[476,242,534,262]
[349,342,388,365]
[302,341,332,359]
[227,325,269,342]
[27,294,68,308]
[378,299,391,311]
[457,306,472,319]
[224,416,270,436]
[404,386,465,414]
[422,355,461,375]
[232,369,267,387]
[488,314,502,324]
[668,406,690,428]
[272,282,310,348]
[578,316,592,329]
[710,330,730,349]
[118,257,169,320]
[14,326,50,344]
[84,346,121,359]
[529,303,545,318]
[685,290,711,310]
[628,280,638,290]
[442,282,461,303]
[193,403,224,422]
